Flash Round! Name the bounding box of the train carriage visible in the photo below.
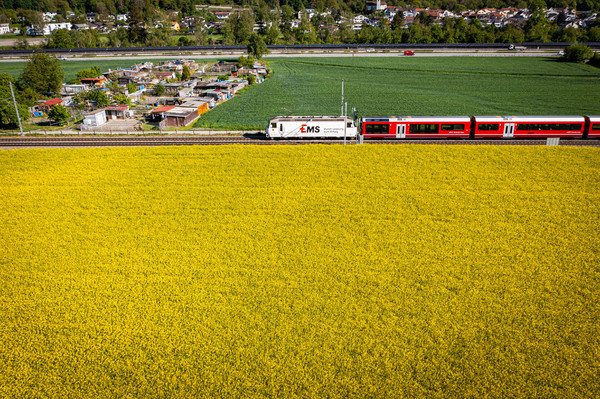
[266,116,357,139]
[361,116,472,139]
[472,116,586,139]
[586,116,600,138]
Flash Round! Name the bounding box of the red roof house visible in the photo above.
[38,98,63,112]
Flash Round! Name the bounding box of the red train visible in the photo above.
[361,116,600,139]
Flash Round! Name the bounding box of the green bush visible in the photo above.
[562,43,593,63]
[588,52,600,68]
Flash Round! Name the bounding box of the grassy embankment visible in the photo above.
[1,145,599,397]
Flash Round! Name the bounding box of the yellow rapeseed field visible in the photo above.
[1,145,599,397]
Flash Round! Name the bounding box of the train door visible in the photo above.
[396,124,406,139]
[503,123,515,138]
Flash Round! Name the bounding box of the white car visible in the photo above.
[57,56,68,60]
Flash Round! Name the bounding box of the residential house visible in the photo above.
[42,12,58,22]
[180,98,212,115]
[164,83,184,95]
[118,75,138,85]
[155,72,177,81]
[150,105,176,121]
[79,77,107,88]
[62,84,88,95]
[83,109,107,127]
[38,98,63,112]
[28,22,71,36]
[162,107,199,127]
[105,105,129,119]
[72,23,91,30]
[214,11,231,20]
[366,0,387,11]
[0,23,11,34]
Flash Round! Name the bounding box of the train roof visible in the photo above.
[361,116,471,122]
[473,116,585,122]
[586,116,600,121]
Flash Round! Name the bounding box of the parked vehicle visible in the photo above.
[404,50,415,56]
[508,44,527,51]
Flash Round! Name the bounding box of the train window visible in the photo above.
[364,123,389,134]
[592,124,600,130]
[271,123,276,128]
[478,124,500,131]
[347,122,353,128]
[517,123,582,131]
[441,124,465,131]
[409,124,439,134]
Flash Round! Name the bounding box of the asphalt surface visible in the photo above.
[0,48,565,62]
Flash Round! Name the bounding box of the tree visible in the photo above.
[247,33,268,59]
[127,83,137,94]
[19,53,64,95]
[0,100,30,127]
[48,104,70,125]
[154,83,165,96]
[391,13,405,31]
[0,73,30,128]
[589,52,600,68]
[113,93,132,106]
[76,66,102,79]
[82,89,110,107]
[563,43,593,63]
[46,29,74,49]
[181,65,191,81]
[225,11,255,45]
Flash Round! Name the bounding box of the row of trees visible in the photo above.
[37,14,600,50]
[1,0,599,16]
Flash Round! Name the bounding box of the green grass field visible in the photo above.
[195,57,600,130]
[1,145,599,397]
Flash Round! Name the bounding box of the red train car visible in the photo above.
[361,116,471,139]
[472,116,586,139]
[586,116,600,138]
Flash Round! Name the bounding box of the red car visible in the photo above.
[404,50,415,56]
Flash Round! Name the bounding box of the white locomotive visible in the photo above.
[266,116,358,139]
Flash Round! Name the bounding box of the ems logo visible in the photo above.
[300,124,320,133]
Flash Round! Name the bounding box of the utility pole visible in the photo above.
[341,79,344,117]
[344,102,347,145]
[9,82,24,135]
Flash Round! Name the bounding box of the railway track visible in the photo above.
[1,136,599,148]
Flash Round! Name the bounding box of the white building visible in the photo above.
[62,84,88,95]
[28,22,71,36]
[83,109,107,127]
[0,23,10,35]
[42,12,57,22]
